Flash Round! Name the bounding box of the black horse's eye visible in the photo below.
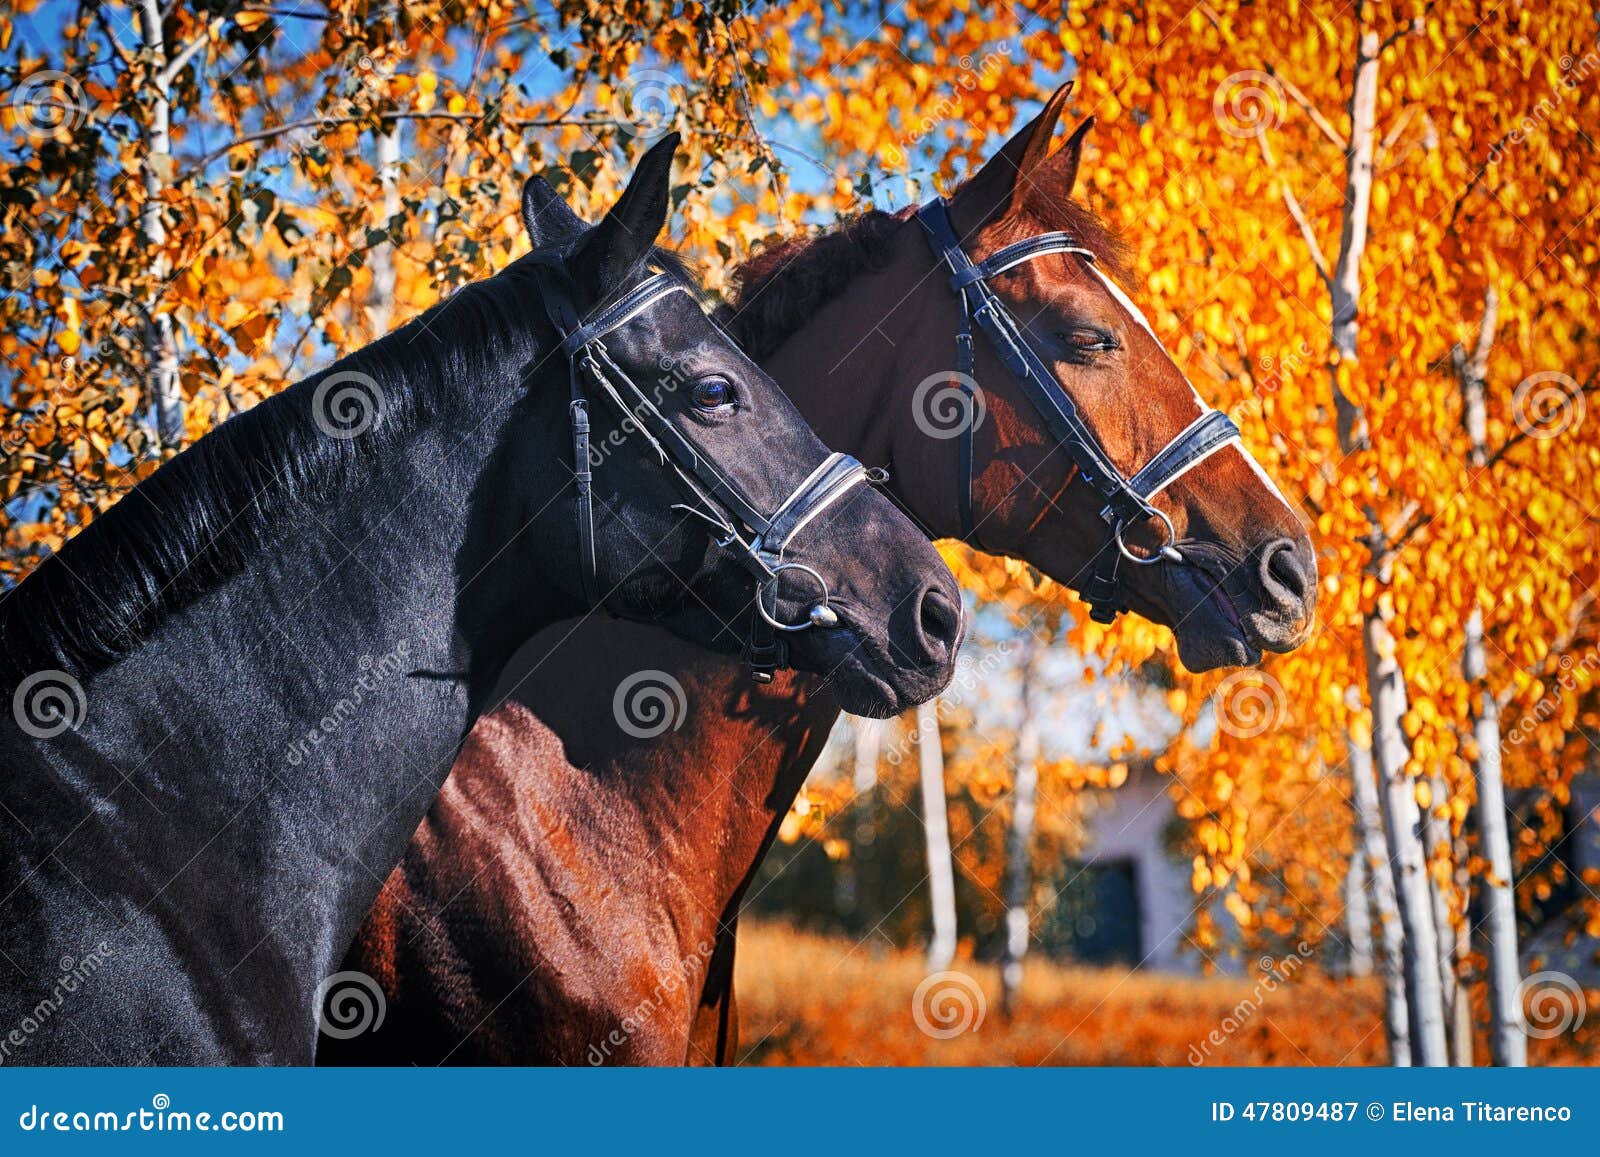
[690,376,734,411]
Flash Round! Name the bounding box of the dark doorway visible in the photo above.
[1046,858,1142,966]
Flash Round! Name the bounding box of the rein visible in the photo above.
[532,261,870,680]
[916,198,1242,623]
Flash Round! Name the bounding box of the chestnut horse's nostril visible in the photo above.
[916,585,963,663]
[1260,538,1315,605]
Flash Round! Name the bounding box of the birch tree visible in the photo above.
[838,716,882,931]
[1000,632,1042,1016]
[1245,11,1451,1064]
[1349,738,1410,1064]
[917,698,959,972]
[1453,286,1525,1067]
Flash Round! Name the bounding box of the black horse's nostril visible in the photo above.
[916,585,963,662]
[1260,538,1315,605]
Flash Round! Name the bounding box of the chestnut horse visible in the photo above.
[322,85,1317,1065]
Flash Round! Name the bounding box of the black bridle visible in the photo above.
[533,261,872,680]
[916,198,1242,624]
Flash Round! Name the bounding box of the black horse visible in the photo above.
[0,136,962,1064]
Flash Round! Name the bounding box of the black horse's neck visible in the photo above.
[0,276,580,1063]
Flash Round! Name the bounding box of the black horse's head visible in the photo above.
[492,136,963,717]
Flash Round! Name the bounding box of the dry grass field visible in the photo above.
[733,921,1600,1067]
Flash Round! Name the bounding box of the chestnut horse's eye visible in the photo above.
[1057,328,1118,354]
[690,376,734,411]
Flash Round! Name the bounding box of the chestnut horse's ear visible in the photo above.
[569,131,679,298]
[520,176,588,248]
[1040,115,1095,200]
[949,81,1075,232]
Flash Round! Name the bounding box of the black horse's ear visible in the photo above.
[521,175,588,248]
[949,81,1074,233]
[569,132,679,299]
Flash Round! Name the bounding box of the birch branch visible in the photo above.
[1257,130,1331,287]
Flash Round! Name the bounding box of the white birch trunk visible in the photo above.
[1345,833,1375,979]
[1451,838,1476,1065]
[1466,612,1524,1064]
[136,0,183,451]
[838,716,882,929]
[1454,284,1525,1065]
[1323,23,1448,1066]
[917,699,958,972]
[1420,775,1465,1063]
[853,716,882,795]
[1350,737,1411,1064]
[1000,636,1041,1015]
[1365,612,1450,1065]
[368,118,402,335]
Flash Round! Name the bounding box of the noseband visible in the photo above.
[533,261,870,681]
[916,198,1242,623]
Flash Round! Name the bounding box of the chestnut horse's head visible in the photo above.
[883,84,1315,671]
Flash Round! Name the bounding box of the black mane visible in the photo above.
[0,237,712,687]
[0,261,558,685]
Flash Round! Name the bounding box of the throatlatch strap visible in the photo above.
[533,264,602,606]
[568,399,598,605]
[954,304,979,544]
